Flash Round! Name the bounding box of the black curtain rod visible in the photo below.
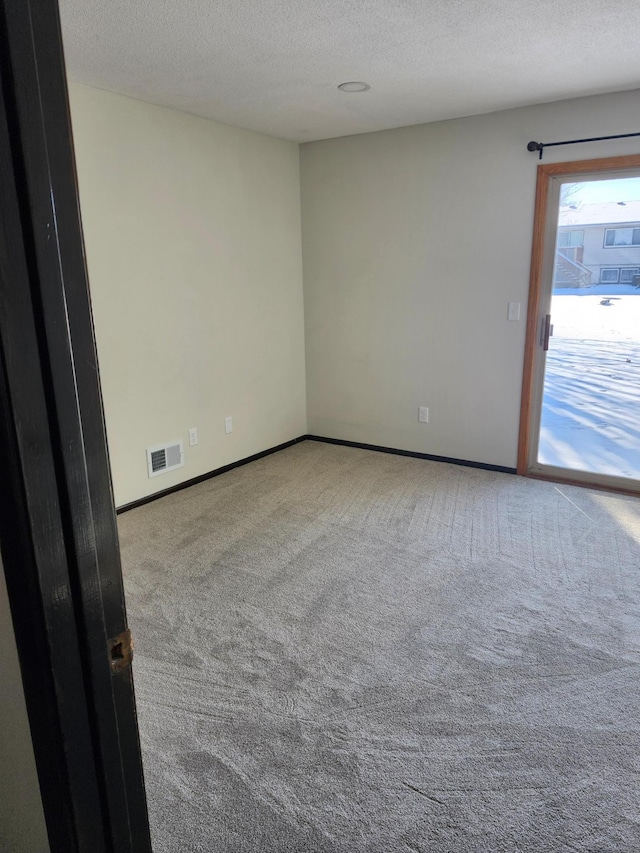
[527,132,640,160]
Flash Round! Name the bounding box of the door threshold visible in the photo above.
[525,469,640,498]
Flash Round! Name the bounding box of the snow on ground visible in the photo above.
[538,288,640,479]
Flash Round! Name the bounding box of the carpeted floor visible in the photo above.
[118,440,640,852]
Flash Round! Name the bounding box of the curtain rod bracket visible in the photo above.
[527,140,544,159]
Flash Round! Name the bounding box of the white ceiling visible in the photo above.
[59,0,640,143]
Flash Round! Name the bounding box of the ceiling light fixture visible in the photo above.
[338,81,370,93]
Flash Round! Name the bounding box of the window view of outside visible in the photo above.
[538,176,640,479]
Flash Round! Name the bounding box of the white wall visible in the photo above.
[69,83,640,488]
[300,89,640,468]
[69,83,307,507]
[0,557,50,853]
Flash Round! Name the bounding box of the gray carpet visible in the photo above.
[118,440,640,852]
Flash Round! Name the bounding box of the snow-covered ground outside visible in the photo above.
[538,285,640,480]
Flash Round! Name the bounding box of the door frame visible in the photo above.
[0,1,151,850]
[517,153,640,495]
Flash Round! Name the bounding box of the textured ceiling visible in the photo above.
[59,0,640,142]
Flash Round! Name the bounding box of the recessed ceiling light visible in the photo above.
[338,81,370,93]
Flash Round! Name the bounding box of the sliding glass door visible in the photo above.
[519,157,640,492]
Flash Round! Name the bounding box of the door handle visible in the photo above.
[541,314,553,351]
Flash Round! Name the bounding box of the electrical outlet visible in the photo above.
[188,427,198,447]
[418,406,429,424]
[507,302,521,321]
[225,416,233,435]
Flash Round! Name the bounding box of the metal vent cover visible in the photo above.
[146,440,184,478]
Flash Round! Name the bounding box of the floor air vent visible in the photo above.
[146,440,184,478]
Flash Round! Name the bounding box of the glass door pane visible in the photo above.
[537,176,640,479]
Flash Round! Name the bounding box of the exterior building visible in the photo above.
[554,200,640,288]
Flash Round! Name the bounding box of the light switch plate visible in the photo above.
[508,302,521,321]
